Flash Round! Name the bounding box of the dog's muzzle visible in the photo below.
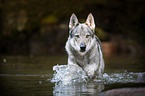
[80,43,86,52]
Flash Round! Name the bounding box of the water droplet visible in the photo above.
[3,59,6,63]
[39,81,42,84]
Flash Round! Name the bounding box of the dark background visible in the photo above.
[0,0,145,56]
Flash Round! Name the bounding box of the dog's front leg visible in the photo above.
[67,55,75,65]
[84,63,99,79]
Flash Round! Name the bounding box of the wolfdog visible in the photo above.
[65,13,105,79]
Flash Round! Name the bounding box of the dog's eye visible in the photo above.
[86,35,90,38]
[75,35,79,38]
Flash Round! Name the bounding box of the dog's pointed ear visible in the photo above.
[69,13,78,29]
[85,13,95,30]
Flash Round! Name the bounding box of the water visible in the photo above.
[51,64,88,85]
[0,55,145,96]
[51,64,145,85]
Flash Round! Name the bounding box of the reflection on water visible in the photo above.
[0,56,145,96]
[53,82,104,96]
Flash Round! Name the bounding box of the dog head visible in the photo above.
[68,13,96,54]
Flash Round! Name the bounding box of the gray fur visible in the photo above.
[65,13,105,79]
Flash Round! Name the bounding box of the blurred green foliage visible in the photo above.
[41,15,58,24]
[96,27,109,41]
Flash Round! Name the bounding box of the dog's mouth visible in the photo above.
[80,43,86,52]
[80,47,86,52]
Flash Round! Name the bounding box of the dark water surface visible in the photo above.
[0,55,145,96]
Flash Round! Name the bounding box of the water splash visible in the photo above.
[51,64,88,85]
[95,72,145,84]
[51,64,145,85]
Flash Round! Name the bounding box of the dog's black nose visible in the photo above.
[80,43,86,52]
